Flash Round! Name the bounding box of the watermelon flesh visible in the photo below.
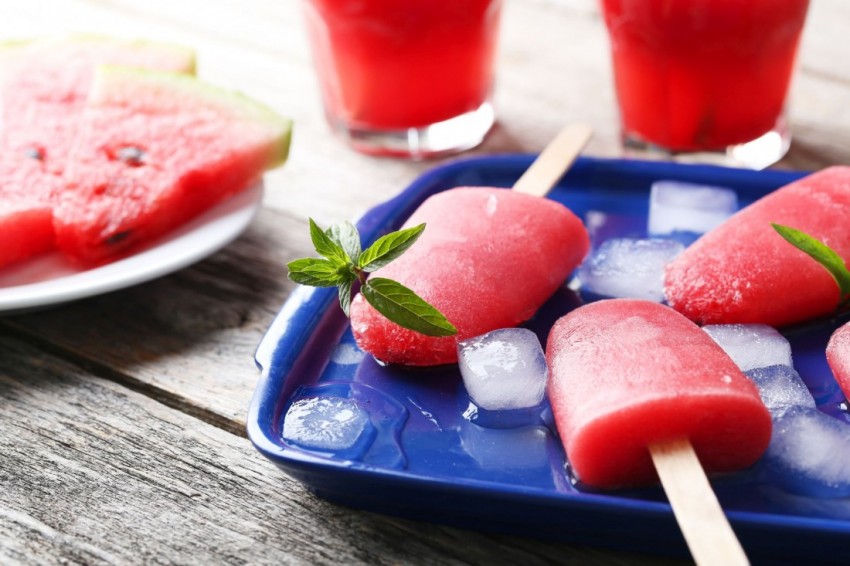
[664,166,850,327]
[827,322,850,401]
[1,36,196,176]
[349,187,590,366]
[0,37,196,270]
[54,66,291,265]
[0,152,58,267]
[0,197,55,269]
[546,299,772,489]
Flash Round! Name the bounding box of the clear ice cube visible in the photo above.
[703,323,793,371]
[648,180,738,243]
[282,396,370,451]
[584,210,646,250]
[745,364,816,414]
[761,405,850,497]
[577,237,684,302]
[457,328,548,411]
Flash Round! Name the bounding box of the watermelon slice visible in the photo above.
[0,36,196,269]
[53,66,292,265]
[1,36,196,173]
[664,166,850,327]
[0,166,55,268]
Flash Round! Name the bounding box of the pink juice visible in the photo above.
[601,0,809,152]
[303,0,502,130]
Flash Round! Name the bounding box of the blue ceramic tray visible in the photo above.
[248,156,850,562]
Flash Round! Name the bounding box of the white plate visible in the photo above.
[0,182,263,313]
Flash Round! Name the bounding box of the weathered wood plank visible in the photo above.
[0,0,847,562]
[0,207,312,433]
[0,335,682,565]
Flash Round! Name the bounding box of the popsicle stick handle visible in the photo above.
[649,439,749,566]
[511,123,593,197]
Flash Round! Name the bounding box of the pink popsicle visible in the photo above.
[546,299,772,489]
[665,166,850,327]
[350,187,589,366]
[826,321,850,399]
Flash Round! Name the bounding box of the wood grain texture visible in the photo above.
[1,208,312,433]
[0,0,848,563]
[0,336,683,566]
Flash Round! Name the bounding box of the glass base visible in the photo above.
[327,101,495,160]
[622,118,791,170]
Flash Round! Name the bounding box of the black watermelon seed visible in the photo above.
[105,231,131,245]
[24,147,44,160]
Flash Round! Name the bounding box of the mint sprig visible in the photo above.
[287,219,457,337]
[772,223,850,310]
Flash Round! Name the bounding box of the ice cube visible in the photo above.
[577,238,684,302]
[584,210,646,250]
[703,323,793,371]
[761,405,850,497]
[282,396,371,451]
[457,328,547,411]
[648,180,738,244]
[745,364,816,414]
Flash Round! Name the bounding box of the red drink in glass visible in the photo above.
[600,0,809,168]
[303,0,503,158]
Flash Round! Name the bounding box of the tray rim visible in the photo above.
[246,155,849,558]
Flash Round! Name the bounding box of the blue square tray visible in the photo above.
[248,156,850,562]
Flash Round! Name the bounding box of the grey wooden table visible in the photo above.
[2,0,848,564]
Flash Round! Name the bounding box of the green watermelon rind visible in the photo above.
[90,65,292,167]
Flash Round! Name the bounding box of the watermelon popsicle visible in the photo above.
[349,125,593,366]
[827,321,850,399]
[547,299,771,563]
[665,166,850,327]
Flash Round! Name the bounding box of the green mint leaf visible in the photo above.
[358,223,426,272]
[338,277,353,317]
[326,221,362,263]
[772,223,850,300]
[289,220,447,331]
[309,218,348,265]
[286,258,343,287]
[361,277,457,337]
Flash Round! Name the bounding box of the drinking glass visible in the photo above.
[302,0,503,159]
[600,0,810,169]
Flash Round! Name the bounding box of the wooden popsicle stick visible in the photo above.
[516,125,747,564]
[512,123,593,197]
[649,439,750,566]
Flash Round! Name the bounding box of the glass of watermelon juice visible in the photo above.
[302,0,502,159]
[600,0,810,169]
